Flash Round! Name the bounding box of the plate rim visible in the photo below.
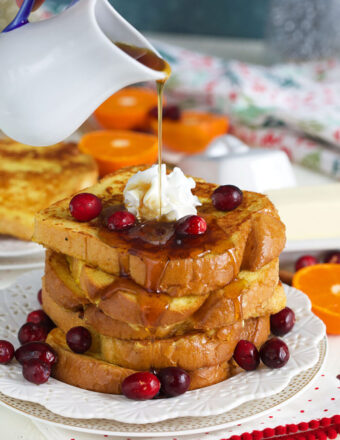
[0,236,44,258]
[0,337,327,437]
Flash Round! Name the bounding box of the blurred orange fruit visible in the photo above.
[94,87,159,131]
[150,111,229,154]
[79,130,157,176]
[292,264,340,334]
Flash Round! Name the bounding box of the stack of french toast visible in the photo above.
[33,165,286,394]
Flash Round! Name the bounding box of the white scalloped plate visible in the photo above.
[0,236,44,258]
[0,270,326,426]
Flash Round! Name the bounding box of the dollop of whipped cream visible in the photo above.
[123,164,201,221]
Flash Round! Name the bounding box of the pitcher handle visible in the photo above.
[2,0,35,32]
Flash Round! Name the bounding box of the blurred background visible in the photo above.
[45,0,270,39]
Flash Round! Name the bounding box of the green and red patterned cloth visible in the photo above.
[155,41,340,180]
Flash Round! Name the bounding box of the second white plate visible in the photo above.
[0,235,44,258]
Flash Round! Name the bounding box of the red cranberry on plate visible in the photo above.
[324,251,340,264]
[270,307,295,336]
[27,310,54,330]
[18,322,49,345]
[107,210,136,231]
[157,367,191,397]
[260,338,290,369]
[233,340,260,371]
[295,255,318,272]
[69,193,102,222]
[212,185,243,211]
[37,289,42,305]
[22,359,51,385]
[0,340,15,364]
[175,215,207,238]
[66,326,92,354]
[149,104,181,121]
[122,372,160,400]
[15,342,57,366]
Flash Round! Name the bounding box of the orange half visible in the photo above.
[292,264,340,334]
[79,130,157,176]
[94,87,159,131]
[150,111,229,154]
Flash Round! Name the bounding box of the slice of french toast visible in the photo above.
[34,165,285,295]
[0,140,98,240]
[47,327,232,393]
[45,250,283,333]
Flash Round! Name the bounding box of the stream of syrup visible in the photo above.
[115,43,171,219]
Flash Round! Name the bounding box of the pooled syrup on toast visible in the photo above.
[98,212,235,293]
[115,42,171,219]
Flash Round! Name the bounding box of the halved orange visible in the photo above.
[78,130,157,176]
[150,111,229,154]
[94,87,159,131]
[292,264,340,334]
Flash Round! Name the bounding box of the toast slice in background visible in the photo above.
[0,140,98,240]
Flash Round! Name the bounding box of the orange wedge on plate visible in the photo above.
[94,87,159,131]
[292,264,340,334]
[150,111,229,154]
[79,130,158,176]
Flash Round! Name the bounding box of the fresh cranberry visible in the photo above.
[260,338,290,369]
[0,340,15,364]
[15,342,57,366]
[37,289,42,305]
[175,215,207,238]
[107,211,136,231]
[233,340,260,371]
[324,251,340,264]
[22,359,51,385]
[270,307,295,336]
[212,185,243,211]
[157,367,191,397]
[18,323,49,345]
[66,326,92,354]
[69,193,102,222]
[27,310,54,330]
[149,104,181,121]
[122,372,160,400]
[295,255,318,272]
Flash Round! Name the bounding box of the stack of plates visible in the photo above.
[0,236,44,289]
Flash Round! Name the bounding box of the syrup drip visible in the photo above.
[100,277,170,327]
[115,42,171,220]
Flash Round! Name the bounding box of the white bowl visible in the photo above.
[179,135,296,192]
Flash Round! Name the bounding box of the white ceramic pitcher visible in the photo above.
[0,0,167,146]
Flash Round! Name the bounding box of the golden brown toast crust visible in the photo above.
[0,140,98,240]
[47,328,232,393]
[34,166,285,294]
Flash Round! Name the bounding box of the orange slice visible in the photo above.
[150,111,229,154]
[94,87,159,131]
[78,130,157,176]
[292,264,340,334]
